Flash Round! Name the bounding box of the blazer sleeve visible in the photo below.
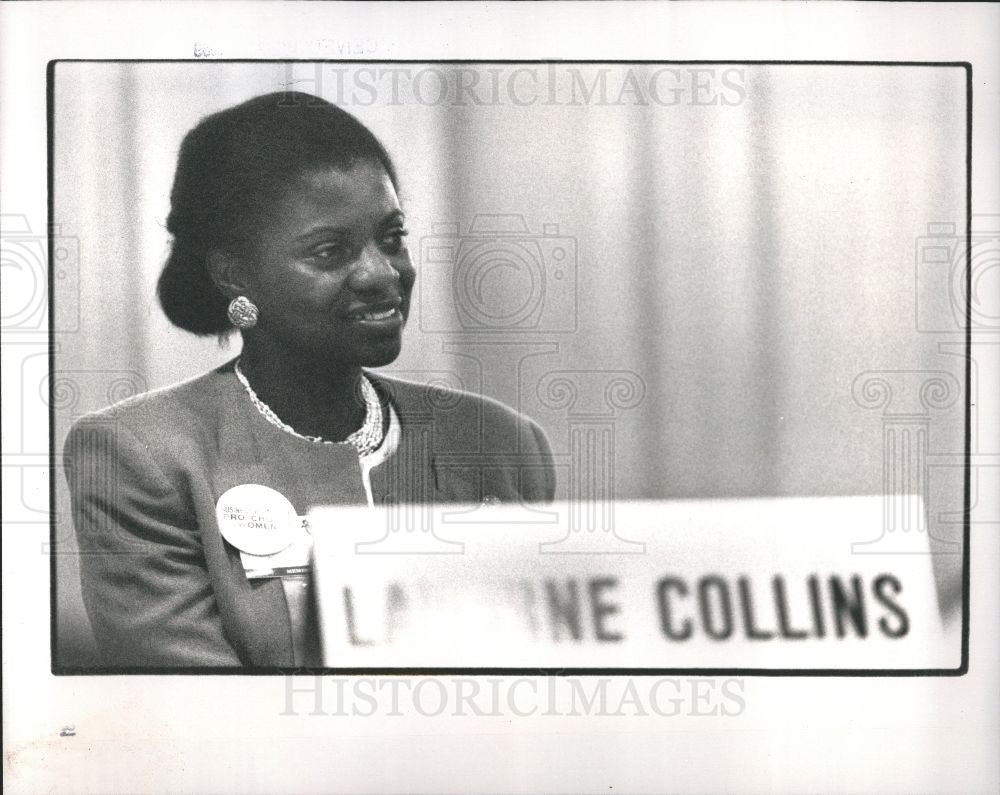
[63,416,241,667]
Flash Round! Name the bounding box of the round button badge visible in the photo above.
[215,484,297,556]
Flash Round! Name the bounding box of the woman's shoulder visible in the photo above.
[67,359,239,435]
[368,371,551,451]
[370,371,556,500]
[368,371,524,420]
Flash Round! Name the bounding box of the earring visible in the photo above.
[227,296,259,329]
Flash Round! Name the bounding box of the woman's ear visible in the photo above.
[207,250,253,301]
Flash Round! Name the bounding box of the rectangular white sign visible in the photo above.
[310,497,959,669]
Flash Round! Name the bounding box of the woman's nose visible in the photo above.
[351,244,400,292]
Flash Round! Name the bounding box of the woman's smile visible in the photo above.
[345,298,404,326]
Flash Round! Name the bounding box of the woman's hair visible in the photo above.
[157,90,398,336]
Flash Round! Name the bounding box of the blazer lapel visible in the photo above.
[206,376,369,666]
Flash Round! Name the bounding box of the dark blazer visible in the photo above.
[63,359,555,668]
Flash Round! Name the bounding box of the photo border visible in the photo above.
[47,58,973,678]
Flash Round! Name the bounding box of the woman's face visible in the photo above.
[241,160,416,368]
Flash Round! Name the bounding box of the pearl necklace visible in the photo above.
[234,359,384,456]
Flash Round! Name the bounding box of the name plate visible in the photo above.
[310,497,959,669]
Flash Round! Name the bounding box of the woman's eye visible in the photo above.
[310,242,351,264]
[382,227,409,254]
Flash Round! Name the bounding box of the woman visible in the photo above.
[64,91,556,668]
